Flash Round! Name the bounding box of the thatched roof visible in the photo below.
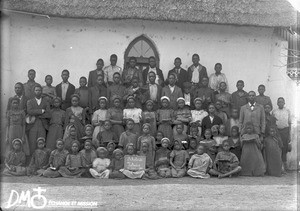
[2,0,297,27]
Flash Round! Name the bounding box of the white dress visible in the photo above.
[89,158,110,179]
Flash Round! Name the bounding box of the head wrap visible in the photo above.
[160,96,170,102]
[142,123,151,129]
[193,97,203,104]
[113,148,124,157]
[126,95,135,102]
[145,99,154,105]
[177,97,185,103]
[84,124,94,131]
[98,96,108,102]
[111,95,121,102]
[106,141,116,150]
[12,138,22,145]
[161,137,170,145]
[96,147,108,155]
[71,94,80,100]
[126,118,135,124]
[36,137,46,143]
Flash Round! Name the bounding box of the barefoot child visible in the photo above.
[59,140,85,178]
[210,140,241,178]
[170,140,189,178]
[3,138,27,176]
[155,138,171,178]
[89,147,110,179]
[187,144,212,179]
[43,139,69,178]
[80,139,97,177]
[27,137,51,176]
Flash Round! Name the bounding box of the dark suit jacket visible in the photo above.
[26,97,50,130]
[201,115,223,137]
[161,85,183,110]
[55,82,75,110]
[88,69,104,88]
[142,83,162,109]
[187,64,208,85]
[167,68,188,90]
[7,95,28,113]
[142,67,165,86]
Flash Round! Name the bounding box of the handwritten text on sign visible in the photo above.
[124,155,146,171]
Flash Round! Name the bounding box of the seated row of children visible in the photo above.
[3,119,283,179]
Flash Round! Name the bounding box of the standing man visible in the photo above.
[255,84,273,109]
[88,59,105,88]
[143,56,164,87]
[122,57,143,87]
[55,69,75,110]
[103,54,122,86]
[209,63,228,93]
[239,91,266,136]
[23,69,40,100]
[167,57,188,91]
[187,54,208,90]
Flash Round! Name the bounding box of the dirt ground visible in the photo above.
[0,172,298,211]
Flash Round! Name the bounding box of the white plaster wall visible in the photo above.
[1,14,297,164]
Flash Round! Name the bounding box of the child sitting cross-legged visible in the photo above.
[80,139,97,178]
[108,149,126,179]
[58,140,86,178]
[138,142,159,179]
[27,137,51,176]
[155,138,171,178]
[170,140,189,178]
[209,140,242,178]
[89,147,110,179]
[3,138,27,176]
[187,144,212,179]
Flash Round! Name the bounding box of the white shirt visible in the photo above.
[35,97,42,106]
[209,115,214,123]
[272,108,291,129]
[249,102,256,111]
[103,65,122,84]
[191,66,200,83]
[169,85,175,93]
[184,93,191,106]
[61,82,69,101]
[149,84,158,101]
[148,67,160,84]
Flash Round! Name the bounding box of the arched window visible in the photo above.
[124,35,159,72]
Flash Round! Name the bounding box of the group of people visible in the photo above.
[2,53,291,179]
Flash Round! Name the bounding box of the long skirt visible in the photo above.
[120,169,144,179]
[187,169,210,179]
[264,139,282,177]
[28,119,46,156]
[43,168,62,178]
[46,124,64,150]
[112,124,125,139]
[3,166,27,176]
[158,123,173,144]
[7,125,30,156]
[89,168,110,179]
[58,167,85,178]
[240,142,265,176]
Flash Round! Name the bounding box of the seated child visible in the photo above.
[155,131,164,149]
[137,123,156,158]
[63,124,78,152]
[187,138,198,158]
[106,141,116,160]
[118,119,138,152]
[27,137,51,176]
[155,138,171,178]
[173,98,192,136]
[188,126,201,144]
[227,126,242,160]
[240,122,265,176]
[210,140,242,178]
[187,144,212,179]
[138,142,159,179]
[89,147,110,179]
[43,139,69,178]
[225,108,239,136]
[120,143,145,179]
[170,140,189,178]
[213,124,229,152]
[190,98,208,136]
[173,124,188,149]
[80,139,97,177]
[59,140,85,178]
[96,120,118,148]
[3,138,27,176]
[199,129,217,161]
[108,149,126,179]
[263,127,283,177]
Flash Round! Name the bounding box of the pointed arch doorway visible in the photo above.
[124,35,159,72]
